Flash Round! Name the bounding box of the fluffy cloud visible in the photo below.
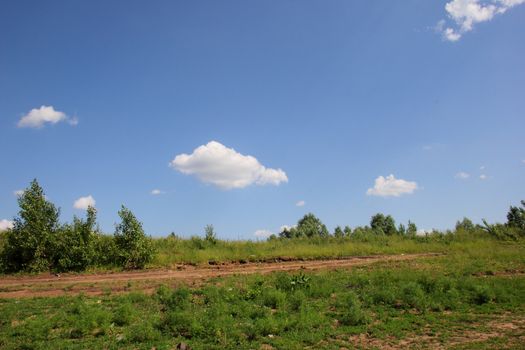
[0,219,14,231]
[296,200,305,207]
[14,189,24,196]
[366,174,418,197]
[437,0,525,41]
[455,171,471,179]
[169,141,288,190]
[479,174,488,180]
[73,195,96,210]
[254,229,274,238]
[151,189,164,195]
[17,105,77,128]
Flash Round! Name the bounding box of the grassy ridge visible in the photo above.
[1,239,524,349]
[150,234,518,267]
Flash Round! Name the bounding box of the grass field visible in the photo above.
[0,238,524,349]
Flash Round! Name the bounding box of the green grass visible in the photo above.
[150,234,515,267]
[1,239,524,349]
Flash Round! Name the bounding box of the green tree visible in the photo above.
[343,225,352,237]
[296,213,329,238]
[0,179,60,272]
[507,200,525,232]
[455,217,475,232]
[53,206,98,271]
[370,213,397,235]
[114,206,154,269]
[398,223,406,236]
[407,220,417,237]
[204,224,218,244]
[334,226,344,238]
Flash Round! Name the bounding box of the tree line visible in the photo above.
[273,204,525,241]
[0,179,154,273]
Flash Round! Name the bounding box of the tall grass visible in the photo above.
[151,234,520,267]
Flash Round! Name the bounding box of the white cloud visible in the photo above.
[73,195,96,210]
[522,159,525,164]
[479,174,488,180]
[254,229,274,238]
[280,225,296,232]
[455,171,471,179]
[17,105,77,128]
[0,219,14,231]
[437,0,525,41]
[151,189,164,195]
[296,200,305,207]
[169,141,288,190]
[366,174,418,197]
[14,190,24,197]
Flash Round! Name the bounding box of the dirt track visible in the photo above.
[0,253,441,298]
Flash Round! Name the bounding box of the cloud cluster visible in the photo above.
[151,189,164,195]
[73,195,96,210]
[0,219,14,231]
[437,0,525,41]
[366,174,418,197]
[170,141,288,190]
[17,105,78,128]
[296,200,305,207]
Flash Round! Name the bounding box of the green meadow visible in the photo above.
[1,238,524,350]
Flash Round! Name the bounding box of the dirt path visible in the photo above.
[0,253,441,298]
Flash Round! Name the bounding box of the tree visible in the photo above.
[114,206,154,269]
[370,213,385,234]
[455,217,475,232]
[204,224,218,244]
[507,200,525,232]
[343,225,352,237]
[334,226,344,238]
[53,206,98,271]
[398,223,406,236]
[1,179,60,272]
[296,213,329,238]
[370,213,397,235]
[407,220,417,237]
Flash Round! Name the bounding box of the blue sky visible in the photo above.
[1,1,524,239]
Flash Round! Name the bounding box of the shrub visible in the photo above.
[114,206,155,269]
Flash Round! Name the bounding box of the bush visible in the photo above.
[114,206,155,269]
